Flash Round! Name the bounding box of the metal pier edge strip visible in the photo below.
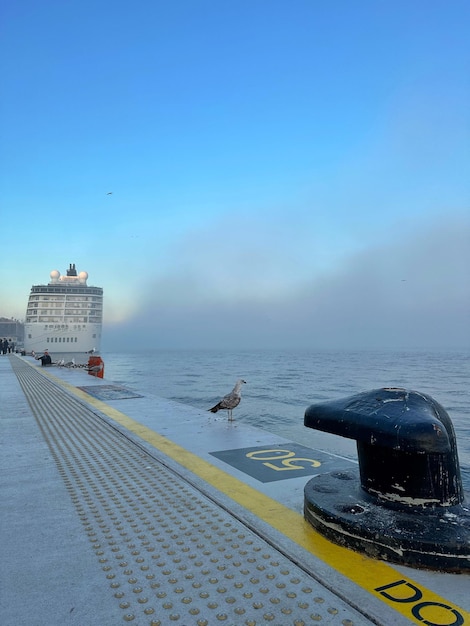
[303,387,470,572]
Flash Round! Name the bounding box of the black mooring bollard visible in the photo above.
[303,388,470,572]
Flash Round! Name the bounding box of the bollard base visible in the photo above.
[304,470,470,573]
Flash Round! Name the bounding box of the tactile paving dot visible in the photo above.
[13,359,368,625]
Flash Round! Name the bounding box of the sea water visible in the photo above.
[95,349,470,490]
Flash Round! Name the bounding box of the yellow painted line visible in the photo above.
[44,370,470,625]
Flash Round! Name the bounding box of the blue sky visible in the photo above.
[1,1,469,350]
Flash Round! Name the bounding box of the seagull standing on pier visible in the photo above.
[87,362,103,376]
[209,379,246,421]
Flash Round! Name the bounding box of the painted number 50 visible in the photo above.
[246,449,321,472]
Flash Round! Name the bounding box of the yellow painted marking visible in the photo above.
[43,370,470,625]
[246,448,322,471]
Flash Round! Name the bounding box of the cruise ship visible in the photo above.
[24,263,103,354]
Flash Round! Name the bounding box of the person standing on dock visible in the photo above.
[36,350,52,366]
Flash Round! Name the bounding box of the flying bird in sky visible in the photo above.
[106,192,113,195]
[209,379,246,421]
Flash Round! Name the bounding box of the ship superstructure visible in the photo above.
[24,263,103,353]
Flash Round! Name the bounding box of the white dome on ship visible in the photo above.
[78,271,88,284]
[50,270,60,283]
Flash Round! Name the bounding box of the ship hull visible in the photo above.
[24,322,102,354]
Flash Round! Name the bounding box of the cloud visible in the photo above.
[154,208,328,301]
[103,213,470,351]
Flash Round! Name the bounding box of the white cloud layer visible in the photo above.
[103,214,469,351]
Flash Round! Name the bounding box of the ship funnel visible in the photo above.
[67,263,78,277]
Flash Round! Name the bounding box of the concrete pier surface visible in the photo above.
[1,354,468,626]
